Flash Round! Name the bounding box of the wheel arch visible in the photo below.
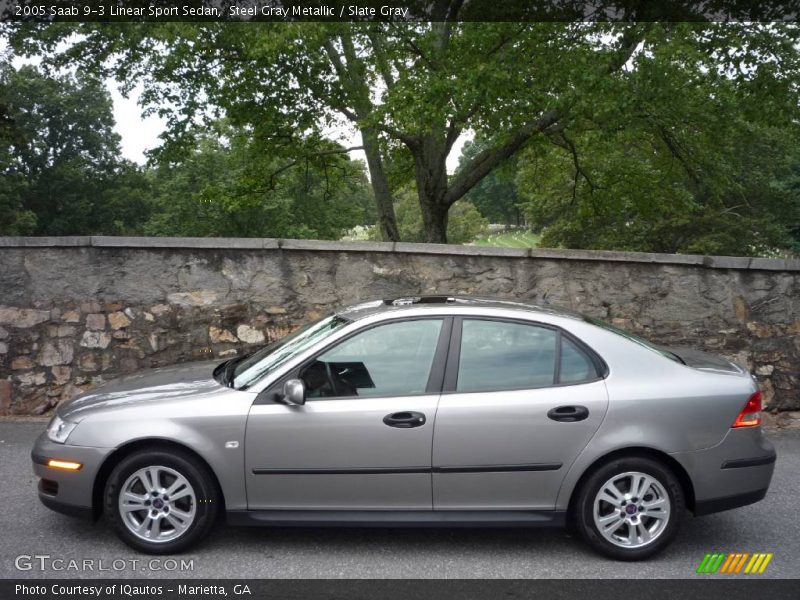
[91,438,226,521]
[566,446,696,519]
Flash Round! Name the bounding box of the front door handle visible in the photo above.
[383,411,426,428]
[547,405,589,422]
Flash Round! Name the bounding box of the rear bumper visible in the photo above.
[670,427,775,516]
[694,487,768,516]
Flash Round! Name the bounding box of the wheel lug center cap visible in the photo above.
[625,504,637,515]
[152,498,164,509]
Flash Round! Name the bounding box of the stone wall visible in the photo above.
[0,236,798,416]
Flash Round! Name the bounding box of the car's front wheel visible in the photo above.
[574,456,685,560]
[105,448,220,554]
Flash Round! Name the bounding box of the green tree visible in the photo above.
[371,186,487,243]
[0,63,152,235]
[459,139,522,226]
[514,47,800,256]
[144,123,374,239]
[8,13,800,243]
[0,103,34,234]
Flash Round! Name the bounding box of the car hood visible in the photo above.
[57,360,225,422]
[665,347,747,375]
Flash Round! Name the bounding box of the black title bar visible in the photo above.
[2,0,800,23]
[2,579,800,600]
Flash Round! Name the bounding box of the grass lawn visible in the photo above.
[471,230,541,248]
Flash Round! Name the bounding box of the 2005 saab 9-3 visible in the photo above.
[33,296,775,560]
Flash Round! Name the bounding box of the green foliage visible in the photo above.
[0,63,151,235]
[371,187,488,244]
[0,61,374,240]
[144,123,374,239]
[442,200,491,245]
[6,20,800,250]
[515,55,800,256]
[460,139,522,225]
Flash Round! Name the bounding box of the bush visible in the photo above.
[373,188,488,243]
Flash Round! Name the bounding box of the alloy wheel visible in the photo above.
[592,470,671,549]
[118,465,197,543]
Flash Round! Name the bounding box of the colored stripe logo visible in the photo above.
[696,552,773,574]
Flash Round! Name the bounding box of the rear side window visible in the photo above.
[457,320,557,392]
[559,337,596,383]
[456,319,599,393]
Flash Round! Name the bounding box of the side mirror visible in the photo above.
[282,379,306,406]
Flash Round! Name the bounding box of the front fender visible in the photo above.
[66,392,255,511]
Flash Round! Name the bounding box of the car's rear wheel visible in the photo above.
[574,456,685,560]
[105,449,220,554]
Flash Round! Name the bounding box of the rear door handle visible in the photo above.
[383,411,426,428]
[547,405,589,422]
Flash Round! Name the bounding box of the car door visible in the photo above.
[432,317,609,510]
[245,317,450,510]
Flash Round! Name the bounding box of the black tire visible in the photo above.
[104,448,220,554]
[573,456,685,561]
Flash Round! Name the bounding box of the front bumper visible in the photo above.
[670,427,776,516]
[31,431,113,520]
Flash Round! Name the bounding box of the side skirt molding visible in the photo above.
[226,509,567,528]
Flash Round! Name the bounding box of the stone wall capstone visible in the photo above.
[0,236,798,416]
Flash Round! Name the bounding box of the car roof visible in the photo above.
[336,295,587,322]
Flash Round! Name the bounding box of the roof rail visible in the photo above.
[383,296,456,307]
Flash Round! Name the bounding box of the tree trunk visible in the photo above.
[420,198,449,243]
[360,127,399,242]
[413,135,450,243]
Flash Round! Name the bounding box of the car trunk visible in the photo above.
[664,347,747,375]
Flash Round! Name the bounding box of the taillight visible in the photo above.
[732,391,762,428]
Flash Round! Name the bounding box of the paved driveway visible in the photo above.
[1,421,797,579]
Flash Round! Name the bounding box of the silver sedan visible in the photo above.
[32,296,776,560]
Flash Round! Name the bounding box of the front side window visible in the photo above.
[456,319,599,393]
[302,319,444,398]
[230,315,349,390]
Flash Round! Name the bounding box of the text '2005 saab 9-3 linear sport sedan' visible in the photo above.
[33,296,775,560]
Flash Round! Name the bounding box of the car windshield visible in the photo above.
[586,317,683,363]
[219,315,350,390]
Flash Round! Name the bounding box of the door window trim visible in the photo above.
[255,316,453,404]
[442,316,608,395]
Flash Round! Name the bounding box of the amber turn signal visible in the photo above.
[47,459,82,471]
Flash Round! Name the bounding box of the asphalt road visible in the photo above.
[1,421,798,579]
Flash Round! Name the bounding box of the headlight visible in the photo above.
[46,415,77,444]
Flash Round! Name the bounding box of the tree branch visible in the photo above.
[550,132,598,203]
[432,0,462,55]
[653,121,701,185]
[444,101,481,152]
[608,26,648,74]
[444,123,463,154]
[443,109,561,206]
[441,25,527,155]
[442,26,647,208]
[388,22,436,70]
[263,145,365,190]
[366,29,395,90]
[324,35,415,146]
[321,37,365,122]
[322,39,348,83]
